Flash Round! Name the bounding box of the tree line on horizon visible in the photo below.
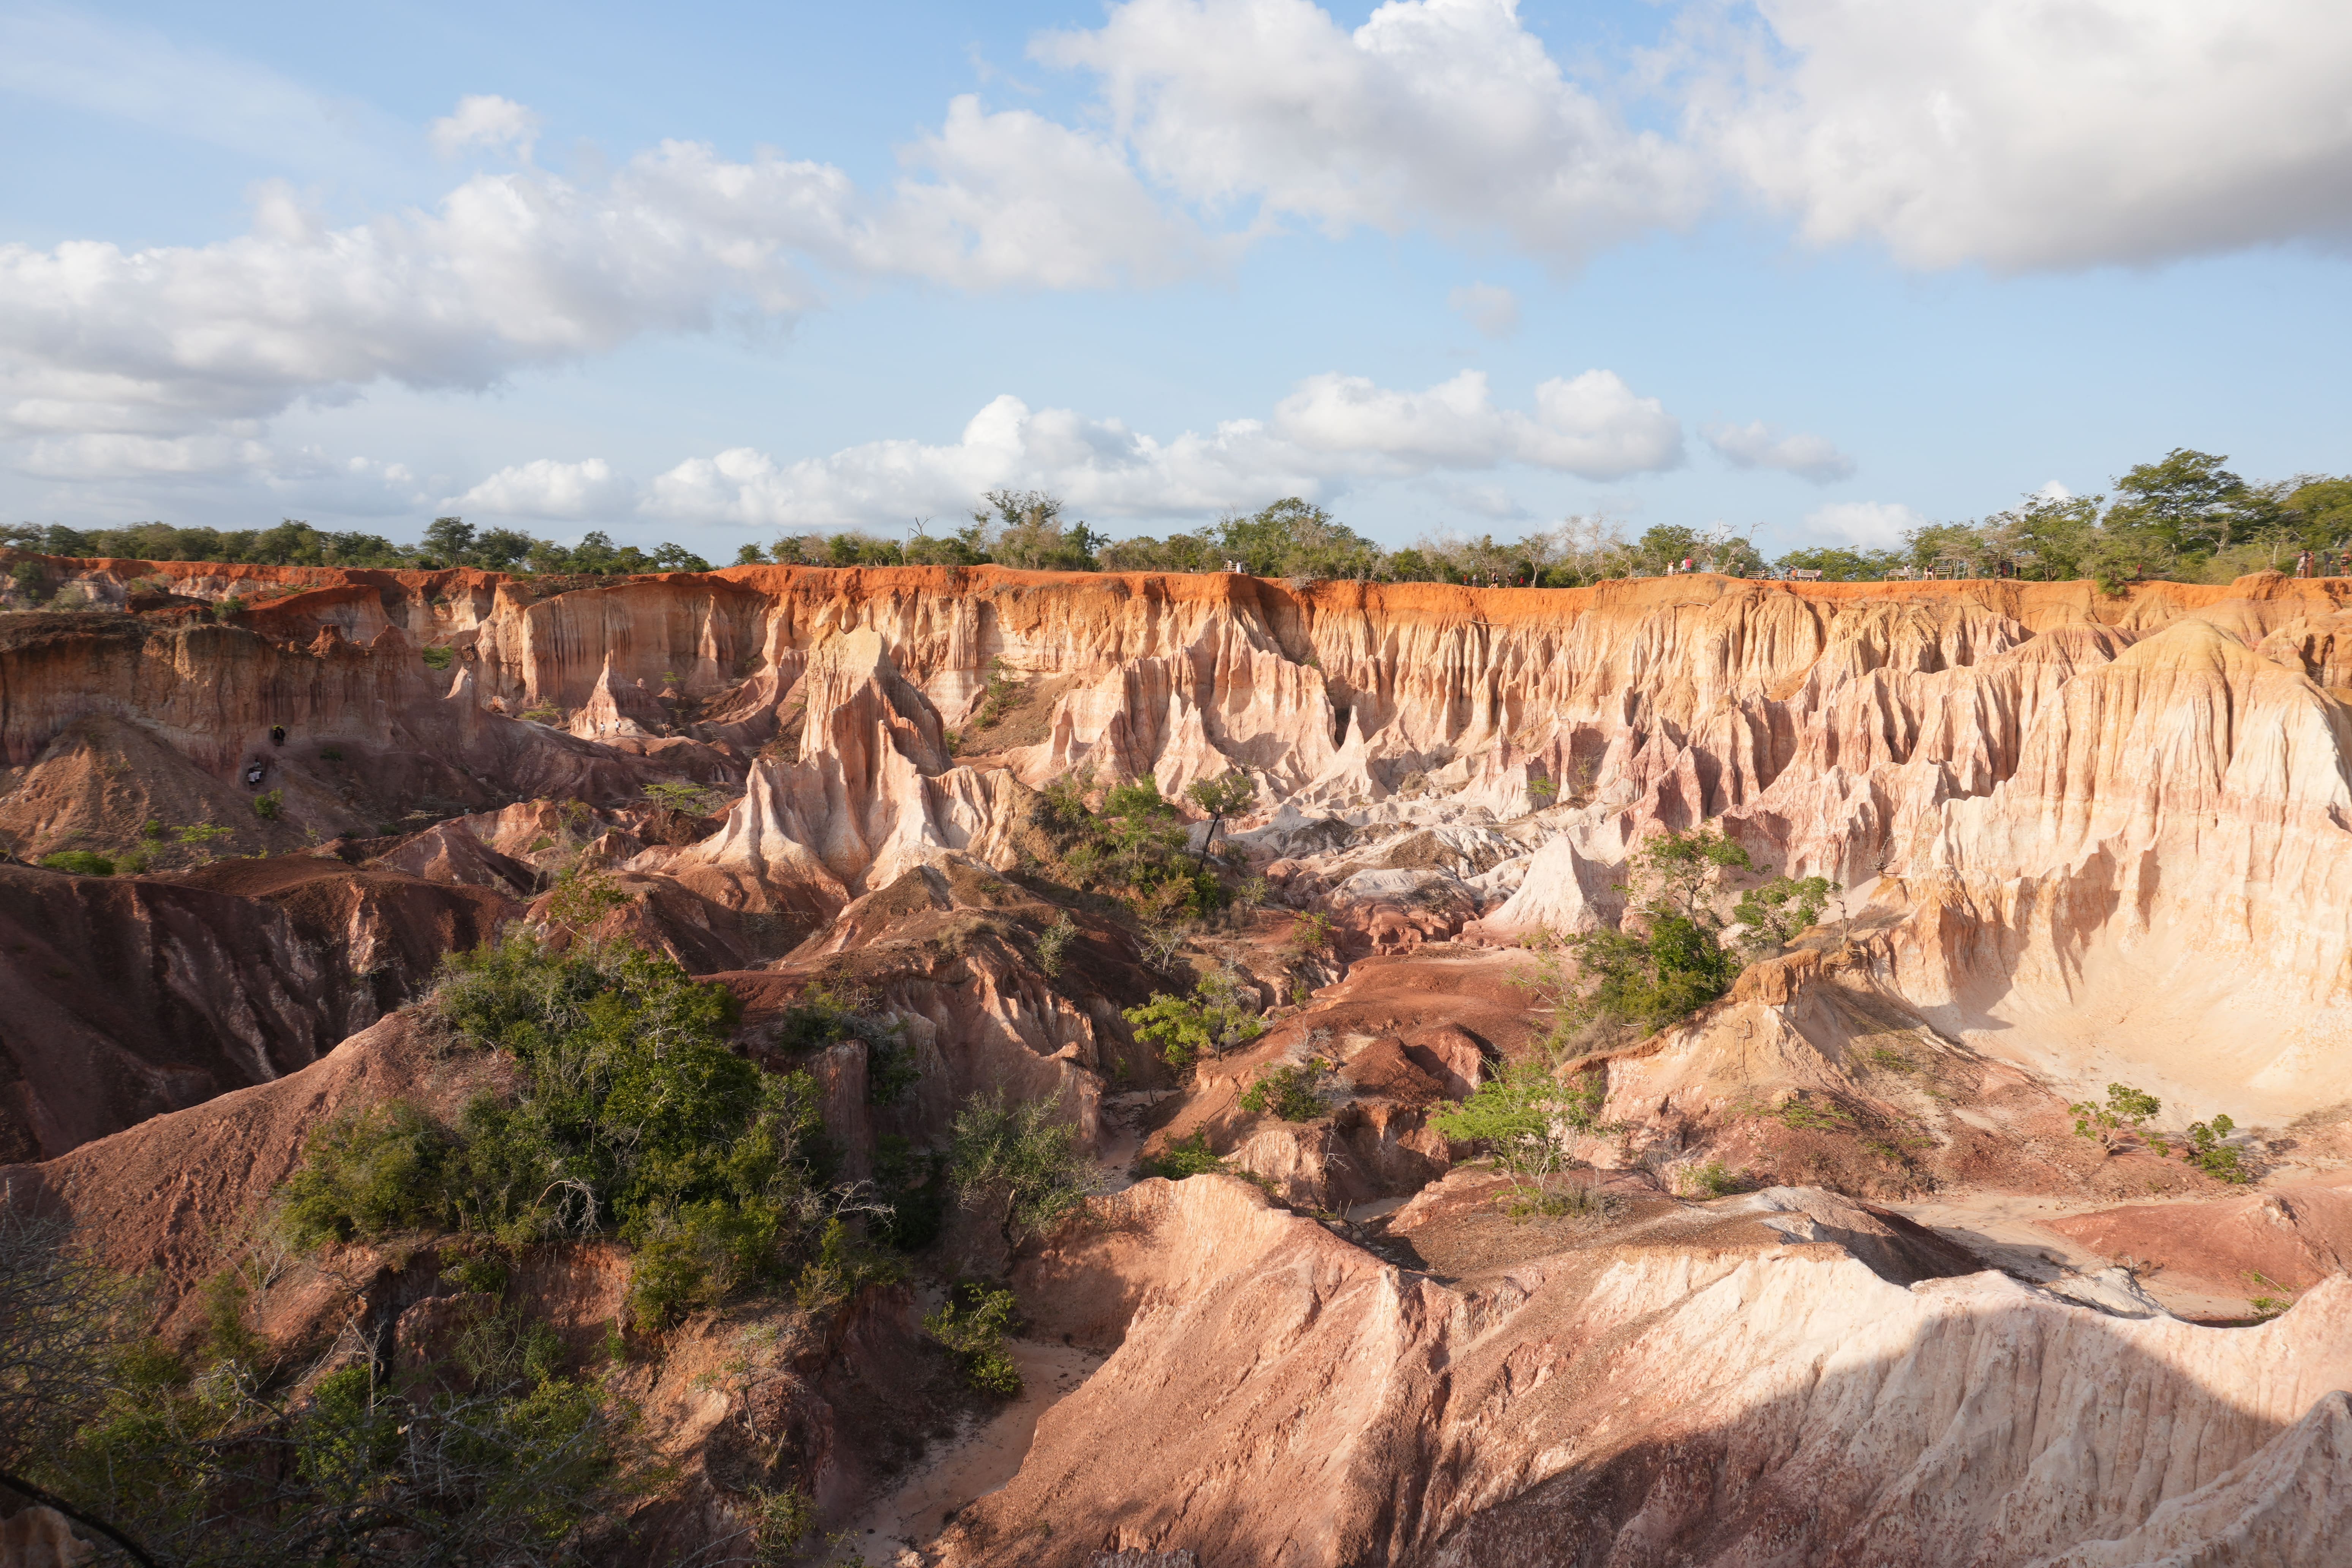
[9,449,2349,593]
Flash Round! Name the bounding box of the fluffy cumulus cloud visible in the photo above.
[428,94,542,160]
[1686,0,2352,270]
[0,97,1195,452]
[1702,419,1854,482]
[1274,370,1682,480]
[643,367,1678,528]
[449,458,634,519]
[1804,500,1927,549]
[1038,0,1703,260]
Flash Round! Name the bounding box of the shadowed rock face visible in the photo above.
[0,858,511,1160]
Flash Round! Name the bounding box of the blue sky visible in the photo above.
[3,0,2348,558]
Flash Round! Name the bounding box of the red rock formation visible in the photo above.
[974,1173,2352,1567]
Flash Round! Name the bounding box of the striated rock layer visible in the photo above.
[969,1174,2352,1568]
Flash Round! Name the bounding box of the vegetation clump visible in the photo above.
[281,935,854,1332]
[924,1283,1023,1396]
[37,850,114,876]
[1136,1130,1225,1181]
[0,1206,651,1568]
[1123,968,1267,1069]
[1032,772,1225,920]
[1239,1060,1333,1122]
[947,1089,1098,1244]
[1429,1062,1608,1216]
[1522,827,1753,1049]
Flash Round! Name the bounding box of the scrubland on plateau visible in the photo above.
[0,545,2349,1567]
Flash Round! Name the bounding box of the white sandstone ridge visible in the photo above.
[951,1173,2352,1568]
[675,627,1026,910]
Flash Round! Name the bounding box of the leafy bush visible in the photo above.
[2069,1083,2163,1150]
[1286,910,1337,955]
[1,1205,649,1568]
[1673,1159,1743,1198]
[252,788,284,821]
[1239,1061,1331,1122]
[421,644,455,670]
[1031,772,1225,919]
[1430,1063,1607,1209]
[1526,828,1754,1045]
[1034,912,1078,976]
[1137,1130,1225,1180]
[948,1090,1097,1243]
[925,1282,1023,1395]
[37,850,114,876]
[2184,1114,2251,1182]
[1123,970,1267,1069]
[1734,874,1838,953]
[282,936,840,1331]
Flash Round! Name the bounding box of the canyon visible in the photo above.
[2,553,2349,1566]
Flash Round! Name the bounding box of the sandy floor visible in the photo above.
[844,1337,1107,1566]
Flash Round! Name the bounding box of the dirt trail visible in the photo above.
[846,1338,1106,1566]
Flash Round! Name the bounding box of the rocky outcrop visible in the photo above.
[0,859,510,1160]
[975,1173,2352,1567]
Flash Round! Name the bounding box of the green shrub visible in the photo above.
[925,1283,1023,1396]
[1138,1130,1224,1180]
[1239,1061,1330,1122]
[1734,874,1839,953]
[1123,969,1266,1069]
[1675,1159,1743,1198]
[253,788,284,820]
[319,746,345,762]
[2184,1114,2251,1182]
[37,850,114,876]
[279,1099,456,1246]
[1031,772,1226,919]
[421,645,455,670]
[949,1089,1096,1243]
[1034,912,1077,975]
[281,936,837,1329]
[2069,1083,2162,1149]
[1430,1064,1607,1209]
[790,1216,904,1317]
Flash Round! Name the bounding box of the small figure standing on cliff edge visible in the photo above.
[270,725,286,746]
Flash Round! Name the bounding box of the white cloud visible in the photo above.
[2034,480,2074,502]
[429,95,542,161]
[1274,369,1682,480]
[648,367,1681,528]
[1038,0,1704,262]
[1448,281,1519,338]
[450,458,634,520]
[1804,500,1927,549]
[1686,0,2352,270]
[647,395,1320,528]
[0,98,1210,452]
[1702,419,1854,482]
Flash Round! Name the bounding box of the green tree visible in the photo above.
[948,1090,1098,1243]
[1214,498,1383,580]
[1429,1064,1606,1206]
[1186,770,1258,861]
[1122,971,1267,1068]
[2107,449,2282,558]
